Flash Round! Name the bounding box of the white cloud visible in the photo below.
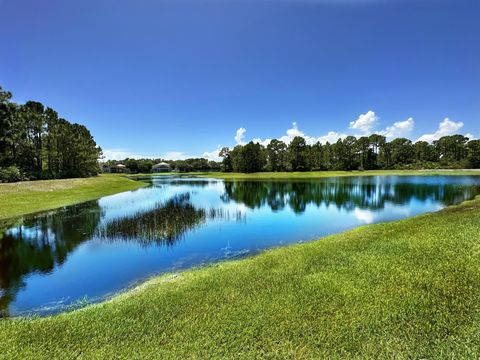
[379,117,414,139]
[285,121,304,139]
[278,122,321,145]
[242,122,347,147]
[103,143,227,162]
[240,122,313,147]
[279,122,305,144]
[101,149,146,160]
[252,138,272,147]
[417,118,464,143]
[162,152,192,160]
[349,110,379,134]
[354,208,375,224]
[278,122,300,144]
[202,146,222,162]
[317,131,348,144]
[102,149,197,161]
[235,127,246,145]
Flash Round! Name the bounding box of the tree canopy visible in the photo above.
[0,85,101,181]
[219,133,480,173]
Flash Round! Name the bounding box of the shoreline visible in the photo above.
[129,169,480,180]
[3,170,480,221]
[0,174,147,221]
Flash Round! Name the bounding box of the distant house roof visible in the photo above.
[114,164,126,168]
[153,162,170,168]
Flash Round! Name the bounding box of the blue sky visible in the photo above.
[2,0,479,160]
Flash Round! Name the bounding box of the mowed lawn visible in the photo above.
[199,169,480,180]
[0,174,146,220]
[129,169,480,180]
[1,195,480,358]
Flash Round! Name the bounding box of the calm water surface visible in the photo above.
[1,175,480,317]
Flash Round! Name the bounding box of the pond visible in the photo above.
[1,175,480,317]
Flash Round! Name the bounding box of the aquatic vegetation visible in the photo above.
[96,193,206,245]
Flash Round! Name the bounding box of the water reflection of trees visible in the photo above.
[0,201,102,317]
[149,178,219,188]
[222,179,480,213]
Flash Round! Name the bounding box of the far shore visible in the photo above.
[2,169,480,221]
[127,168,480,180]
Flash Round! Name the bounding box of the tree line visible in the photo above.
[104,158,221,173]
[219,134,480,173]
[0,86,101,182]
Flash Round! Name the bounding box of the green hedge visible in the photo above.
[0,166,25,183]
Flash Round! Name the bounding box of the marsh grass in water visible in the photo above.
[96,193,245,245]
[96,193,204,245]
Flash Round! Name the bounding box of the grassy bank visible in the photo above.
[2,195,480,358]
[203,169,480,179]
[0,174,147,220]
[129,169,480,180]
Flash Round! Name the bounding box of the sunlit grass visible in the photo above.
[1,195,480,358]
[200,169,480,179]
[0,174,146,220]
[129,169,480,180]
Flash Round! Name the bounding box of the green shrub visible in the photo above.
[0,166,24,183]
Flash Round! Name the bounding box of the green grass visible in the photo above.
[205,169,480,179]
[0,174,147,220]
[2,195,480,358]
[130,169,480,180]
